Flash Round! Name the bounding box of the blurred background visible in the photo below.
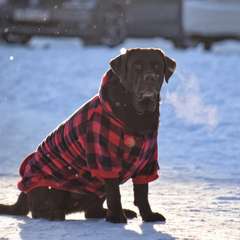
[0,0,240,50]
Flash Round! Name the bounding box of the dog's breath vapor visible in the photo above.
[166,70,219,129]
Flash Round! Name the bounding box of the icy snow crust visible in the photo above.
[0,38,240,239]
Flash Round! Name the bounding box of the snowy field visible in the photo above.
[0,37,239,240]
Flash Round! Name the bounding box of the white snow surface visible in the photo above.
[0,38,240,240]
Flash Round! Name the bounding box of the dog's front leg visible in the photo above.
[104,179,127,223]
[133,183,166,222]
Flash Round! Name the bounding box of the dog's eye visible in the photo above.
[153,63,160,70]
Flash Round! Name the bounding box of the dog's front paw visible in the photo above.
[123,208,137,219]
[106,211,127,224]
[142,212,166,222]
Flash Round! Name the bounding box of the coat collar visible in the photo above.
[99,72,126,127]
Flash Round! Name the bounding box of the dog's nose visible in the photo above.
[140,92,156,103]
[143,73,157,82]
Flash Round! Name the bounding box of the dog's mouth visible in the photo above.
[134,95,158,115]
[138,101,157,115]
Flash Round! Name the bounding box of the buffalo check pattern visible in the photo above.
[18,72,159,198]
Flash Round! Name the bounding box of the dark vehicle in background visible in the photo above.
[126,0,184,48]
[184,0,240,50]
[0,0,184,47]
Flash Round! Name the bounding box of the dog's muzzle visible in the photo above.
[136,91,158,114]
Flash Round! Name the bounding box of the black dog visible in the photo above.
[0,48,176,223]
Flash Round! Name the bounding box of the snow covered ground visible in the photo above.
[0,38,239,240]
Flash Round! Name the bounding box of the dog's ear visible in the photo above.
[110,53,130,89]
[164,56,176,83]
[109,53,126,80]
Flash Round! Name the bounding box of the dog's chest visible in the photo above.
[86,111,157,178]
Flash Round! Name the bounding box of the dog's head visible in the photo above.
[110,48,176,115]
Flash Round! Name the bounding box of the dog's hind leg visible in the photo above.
[65,192,106,219]
[65,192,137,219]
[28,187,68,221]
[84,196,106,219]
[0,192,29,216]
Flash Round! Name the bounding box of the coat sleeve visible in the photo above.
[132,141,159,184]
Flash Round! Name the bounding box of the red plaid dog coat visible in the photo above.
[18,72,159,198]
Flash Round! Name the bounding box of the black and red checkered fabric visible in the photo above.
[18,72,159,198]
